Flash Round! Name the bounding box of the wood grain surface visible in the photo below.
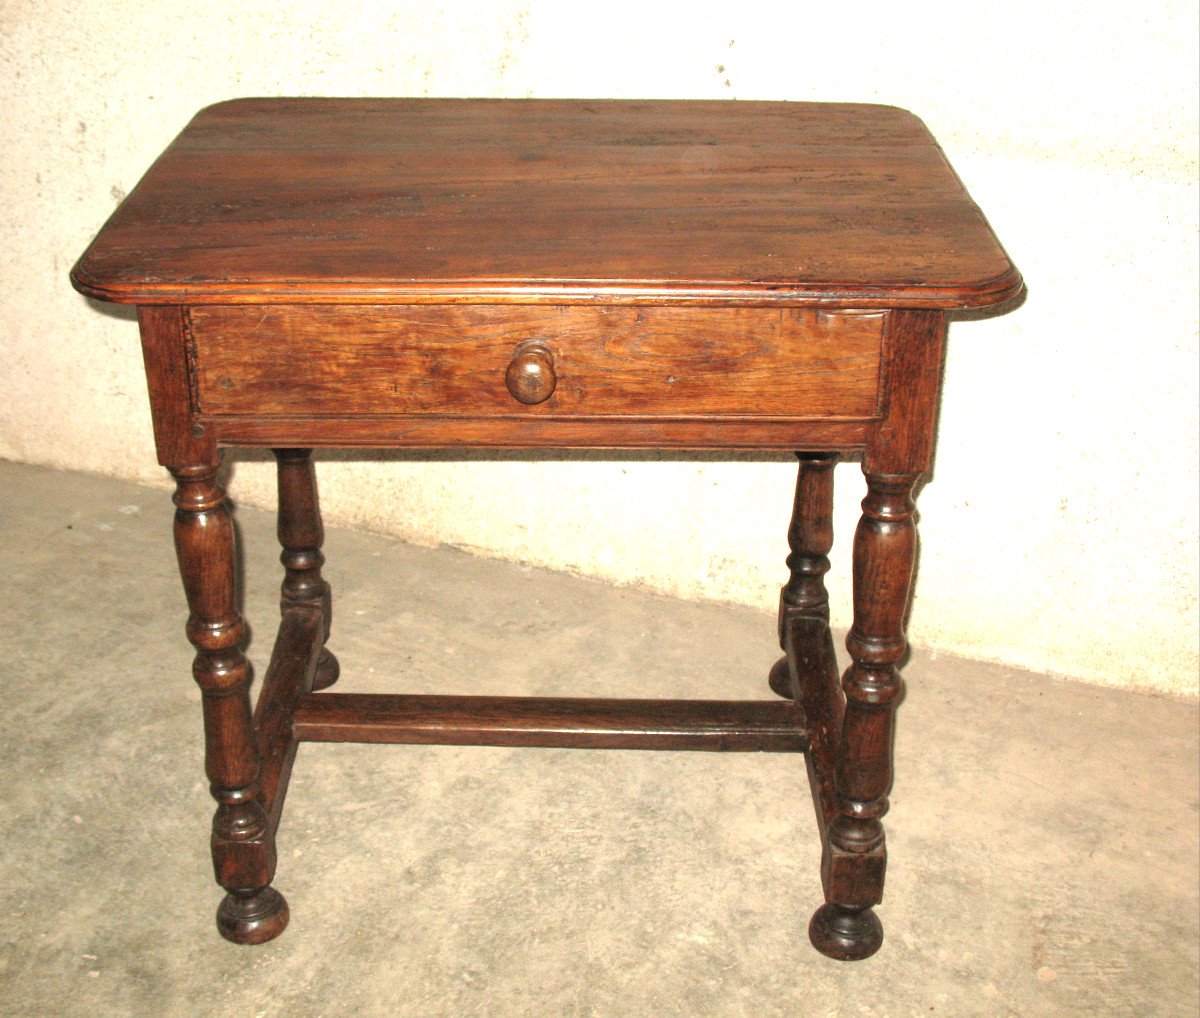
[190,304,883,419]
[292,692,808,752]
[72,98,1022,309]
[69,99,1025,959]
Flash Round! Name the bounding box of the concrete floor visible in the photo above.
[0,459,1196,1017]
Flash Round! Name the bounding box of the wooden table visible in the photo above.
[72,98,1022,961]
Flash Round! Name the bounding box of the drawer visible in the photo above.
[188,305,884,420]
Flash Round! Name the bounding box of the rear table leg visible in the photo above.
[769,452,839,699]
[274,449,338,690]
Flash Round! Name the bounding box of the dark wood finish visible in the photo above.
[135,306,212,467]
[253,608,324,833]
[769,452,840,698]
[293,693,807,752]
[504,343,558,405]
[785,612,890,962]
[171,460,286,945]
[201,415,872,452]
[811,471,921,961]
[70,99,1021,310]
[808,901,885,961]
[72,99,1022,960]
[785,616,843,835]
[273,448,338,690]
[190,305,883,420]
[867,310,947,475]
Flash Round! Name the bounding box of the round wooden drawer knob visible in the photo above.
[505,344,557,405]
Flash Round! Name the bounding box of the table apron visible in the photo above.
[138,305,944,469]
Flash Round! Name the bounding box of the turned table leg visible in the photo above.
[274,449,338,691]
[768,452,839,699]
[171,461,288,944]
[808,471,919,961]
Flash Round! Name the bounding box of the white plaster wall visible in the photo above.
[2,1,1196,694]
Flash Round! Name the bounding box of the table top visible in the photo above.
[71,98,1021,309]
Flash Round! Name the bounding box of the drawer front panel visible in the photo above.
[190,305,883,420]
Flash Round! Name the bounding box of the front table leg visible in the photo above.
[809,471,919,961]
[171,461,288,944]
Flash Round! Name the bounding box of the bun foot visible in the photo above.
[311,648,340,691]
[767,656,794,699]
[808,903,883,961]
[217,888,289,945]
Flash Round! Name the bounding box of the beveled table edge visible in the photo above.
[69,268,1026,311]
